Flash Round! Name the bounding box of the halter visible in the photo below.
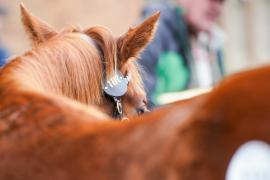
[103,70,131,119]
[79,33,131,120]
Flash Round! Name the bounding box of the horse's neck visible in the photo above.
[2,66,270,180]
[117,68,270,180]
[3,43,103,105]
[161,69,270,179]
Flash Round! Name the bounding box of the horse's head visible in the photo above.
[20,4,159,119]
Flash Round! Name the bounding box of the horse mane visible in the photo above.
[85,26,117,79]
[0,26,143,106]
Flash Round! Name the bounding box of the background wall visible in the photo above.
[0,0,269,74]
[0,0,143,55]
[221,0,270,73]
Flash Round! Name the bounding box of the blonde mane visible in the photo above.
[0,6,160,118]
[0,26,146,107]
[0,28,118,105]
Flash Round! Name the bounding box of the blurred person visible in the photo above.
[138,0,226,107]
[0,43,9,67]
[0,5,9,67]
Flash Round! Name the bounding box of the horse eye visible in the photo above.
[137,108,145,115]
[136,106,149,115]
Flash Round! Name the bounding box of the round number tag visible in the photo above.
[103,71,130,97]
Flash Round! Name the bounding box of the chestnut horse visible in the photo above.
[1,4,270,180]
[2,61,270,180]
[0,4,159,120]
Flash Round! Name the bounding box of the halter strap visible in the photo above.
[79,33,98,48]
[79,33,106,73]
[78,33,131,120]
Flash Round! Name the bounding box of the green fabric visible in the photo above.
[175,6,185,16]
[152,51,189,104]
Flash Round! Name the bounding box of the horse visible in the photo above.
[2,59,270,180]
[1,4,270,180]
[0,4,160,120]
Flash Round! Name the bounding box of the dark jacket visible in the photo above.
[139,2,192,107]
[0,44,9,67]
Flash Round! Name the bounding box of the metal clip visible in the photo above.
[113,97,123,118]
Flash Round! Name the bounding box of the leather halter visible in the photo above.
[79,33,130,120]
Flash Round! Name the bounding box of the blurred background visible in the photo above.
[0,0,269,74]
[0,1,270,180]
[222,0,270,73]
[0,0,143,55]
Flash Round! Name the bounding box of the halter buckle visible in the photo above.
[113,97,123,119]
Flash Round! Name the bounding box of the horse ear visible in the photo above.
[20,3,58,45]
[117,12,160,65]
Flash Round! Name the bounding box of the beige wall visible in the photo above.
[1,0,269,74]
[0,0,143,55]
[221,0,270,73]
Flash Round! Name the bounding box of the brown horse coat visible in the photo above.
[1,64,270,180]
